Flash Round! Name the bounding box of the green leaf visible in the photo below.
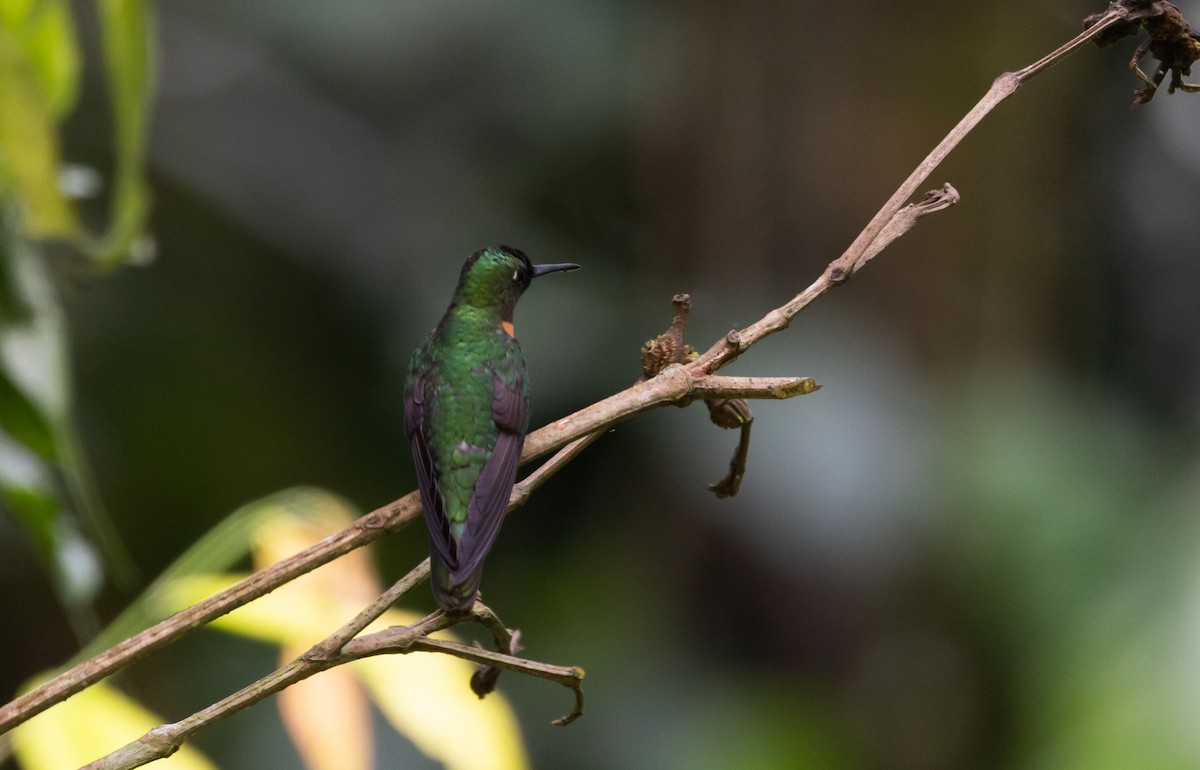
[0,210,125,612]
[93,0,154,267]
[0,0,80,117]
[0,368,57,460]
[0,212,67,568]
[0,33,79,236]
[0,433,104,609]
[0,206,30,320]
[0,437,58,556]
[0,1,81,236]
[0,211,67,456]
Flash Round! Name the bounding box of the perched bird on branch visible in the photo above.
[405,246,578,612]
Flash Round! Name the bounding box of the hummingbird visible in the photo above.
[404,246,579,613]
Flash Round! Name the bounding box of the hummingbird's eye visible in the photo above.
[512,270,519,281]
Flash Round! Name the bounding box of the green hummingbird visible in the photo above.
[404,246,579,613]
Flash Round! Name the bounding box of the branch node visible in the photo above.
[301,639,340,663]
[641,292,694,378]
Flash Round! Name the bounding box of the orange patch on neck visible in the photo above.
[501,321,515,337]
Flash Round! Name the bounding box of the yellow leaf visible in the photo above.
[155,572,333,644]
[356,641,530,770]
[278,641,374,770]
[154,498,531,770]
[10,679,216,770]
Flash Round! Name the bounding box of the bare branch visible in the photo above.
[83,587,585,769]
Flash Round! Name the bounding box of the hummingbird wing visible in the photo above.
[450,370,528,583]
[404,369,458,570]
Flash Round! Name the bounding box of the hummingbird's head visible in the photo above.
[453,246,579,319]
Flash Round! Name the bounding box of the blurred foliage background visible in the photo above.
[4,0,1200,767]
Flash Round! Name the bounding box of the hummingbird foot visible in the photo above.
[470,663,502,698]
